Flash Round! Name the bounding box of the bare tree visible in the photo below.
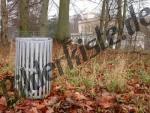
[100,0,106,31]
[19,0,29,36]
[56,0,70,42]
[39,0,49,36]
[116,0,123,48]
[1,0,9,45]
[122,0,127,28]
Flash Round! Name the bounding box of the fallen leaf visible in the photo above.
[23,99,33,106]
[65,97,80,107]
[64,90,73,97]
[46,107,54,113]
[5,110,15,113]
[53,85,62,91]
[69,109,77,113]
[27,107,38,113]
[15,110,23,113]
[65,81,75,90]
[74,92,87,100]
[7,91,15,96]
[0,96,7,106]
[40,106,48,113]
[32,102,46,110]
[86,100,94,106]
[85,104,93,112]
[98,95,116,109]
[15,105,30,110]
[45,96,58,106]
[84,67,91,73]
[0,105,7,111]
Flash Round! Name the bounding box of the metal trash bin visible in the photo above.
[15,38,53,99]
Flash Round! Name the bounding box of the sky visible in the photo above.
[48,0,101,18]
[48,0,150,18]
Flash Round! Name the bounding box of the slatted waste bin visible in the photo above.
[15,38,53,99]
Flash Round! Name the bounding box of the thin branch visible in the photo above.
[29,0,42,7]
[8,0,18,12]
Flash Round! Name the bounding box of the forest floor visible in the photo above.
[0,41,150,113]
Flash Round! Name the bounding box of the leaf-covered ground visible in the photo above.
[0,43,149,113]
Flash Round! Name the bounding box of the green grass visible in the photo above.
[104,58,128,93]
[139,70,150,85]
[65,68,96,91]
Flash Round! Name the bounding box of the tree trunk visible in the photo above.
[1,0,9,45]
[19,0,29,36]
[0,0,10,58]
[98,0,106,48]
[56,0,70,42]
[122,0,127,29]
[39,0,49,36]
[116,0,123,48]
[103,0,109,40]
[100,0,106,31]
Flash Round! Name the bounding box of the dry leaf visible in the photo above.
[86,100,94,106]
[74,92,87,100]
[98,95,116,109]
[54,85,62,91]
[45,96,58,106]
[84,68,91,73]
[0,96,7,106]
[65,81,75,90]
[0,105,6,111]
[28,107,38,113]
[32,102,46,110]
[15,106,29,110]
[46,107,54,113]
[64,90,73,97]
[5,110,15,113]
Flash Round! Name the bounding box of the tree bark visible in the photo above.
[39,0,49,36]
[0,0,11,58]
[56,0,70,42]
[98,0,106,48]
[103,0,109,40]
[100,0,106,31]
[1,0,9,45]
[122,0,127,29]
[116,0,123,48]
[19,0,29,36]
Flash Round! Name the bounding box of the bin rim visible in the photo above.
[16,37,53,41]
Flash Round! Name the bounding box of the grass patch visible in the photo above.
[104,73,127,93]
[104,57,128,93]
[139,70,150,85]
[65,68,96,91]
